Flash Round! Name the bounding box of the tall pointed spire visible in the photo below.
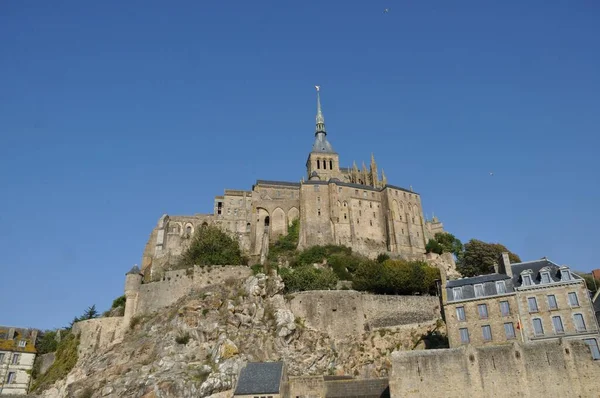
[311,85,335,153]
[315,85,326,134]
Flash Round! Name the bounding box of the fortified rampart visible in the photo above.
[133,265,253,315]
[390,339,600,398]
[289,291,440,339]
[72,317,124,358]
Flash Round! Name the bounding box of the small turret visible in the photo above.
[123,265,143,332]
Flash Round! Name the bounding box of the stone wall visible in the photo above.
[288,291,440,339]
[37,352,56,376]
[72,317,124,359]
[389,340,600,397]
[135,266,253,315]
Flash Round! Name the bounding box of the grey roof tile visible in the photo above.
[446,273,510,288]
[234,362,284,395]
[510,259,582,287]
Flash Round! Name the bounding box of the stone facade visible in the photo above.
[140,88,446,279]
[288,375,390,398]
[389,339,600,398]
[0,327,38,396]
[442,253,600,351]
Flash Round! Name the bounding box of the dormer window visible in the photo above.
[560,267,572,281]
[474,284,484,298]
[18,340,26,348]
[453,287,463,300]
[496,281,507,294]
[522,274,533,286]
[540,271,552,284]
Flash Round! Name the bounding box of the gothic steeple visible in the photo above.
[311,86,335,154]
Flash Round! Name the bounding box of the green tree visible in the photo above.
[457,239,521,277]
[82,305,98,320]
[111,295,126,309]
[426,232,463,257]
[580,274,599,294]
[352,259,439,295]
[280,266,339,293]
[35,330,59,355]
[179,224,243,267]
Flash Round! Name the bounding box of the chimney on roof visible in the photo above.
[31,329,38,344]
[498,252,513,278]
[7,328,15,340]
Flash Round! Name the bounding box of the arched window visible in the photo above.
[323,160,327,170]
[264,216,270,227]
[330,160,333,169]
[246,223,251,233]
[317,160,320,169]
[186,225,192,235]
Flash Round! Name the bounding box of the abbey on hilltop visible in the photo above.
[141,87,444,278]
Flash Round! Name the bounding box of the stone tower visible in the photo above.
[123,265,143,331]
[306,86,340,181]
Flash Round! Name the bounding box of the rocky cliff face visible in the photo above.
[40,274,440,398]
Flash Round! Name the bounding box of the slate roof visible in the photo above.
[446,273,510,288]
[255,180,301,187]
[312,132,336,154]
[510,259,582,287]
[234,361,284,395]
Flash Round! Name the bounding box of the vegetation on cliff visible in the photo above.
[30,332,80,393]
[457,239,521,277]
[264,223,440,295]
[179,224,245,267]
[425,232,463,258]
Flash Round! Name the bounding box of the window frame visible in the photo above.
[584,338,600,360]
[496,280,507,294]
[474,284,485,298]
[540,271,552,284]
[568,292,580,307]
[452,287,463,301]
[459,327,470,344]
[522,274,533,286]
[11,353,19,365]
[504,322,516,339]
[547,294,558,310]
[7,371,16,384]
[552,315,565,334]
[532,318,544,336]
[456,306,466,322]
[499,300,511,317]
[18,340,26,348]
[527,297,539,313]
[482,325,493,342]
[477,303,489,319]
[573,313,587,332]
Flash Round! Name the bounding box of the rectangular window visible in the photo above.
[499,300,510,316]
[11,353,19,365]
[584,339,600,360]
[477,303,488,319]
[541,272,551,284]
[453,287,463,300]
[574,314,586,332]
[474,284,484,298]
[568,292,579,307]
[504,322,516,339]
[456,306,466,321]
[522,275,533,286]
[459,328,470,344]
[552,316,564,334]
[482,325,492,341]
[562,269,572,281]
[7,371,16,384]
[528,297,539,312]
[0,353,4,362]
[18,340,26,348]
[548,295,558,310]
[533,318,544,336]
[314,185,320,192]
[496,281,506,294]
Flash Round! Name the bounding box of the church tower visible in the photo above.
[306,86,340,181]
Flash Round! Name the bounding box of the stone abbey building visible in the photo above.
[141,88,444,278]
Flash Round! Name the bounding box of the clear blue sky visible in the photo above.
[1,1,599,330]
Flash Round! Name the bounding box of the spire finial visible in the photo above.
[315,85,326,134]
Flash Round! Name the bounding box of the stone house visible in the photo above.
[233,361,286,398]
[0,326,38,395]
[140,87,446,280]
[442,253,600,359]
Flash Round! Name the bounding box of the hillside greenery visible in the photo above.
[178,224,245,268]
[265,222,440,294]
[457,239,521,277]
[30,332,80,393]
